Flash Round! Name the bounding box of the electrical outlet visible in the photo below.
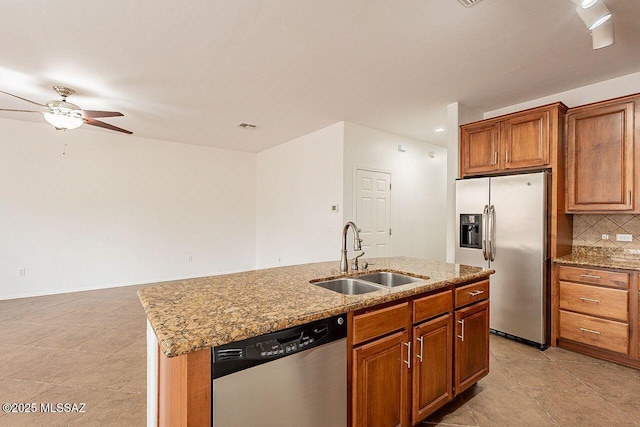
[17,268,25,276]
[616,234,632,242]
[331,204,339,213]
[601,234,609,240]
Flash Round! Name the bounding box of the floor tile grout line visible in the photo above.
[0,377,143,395]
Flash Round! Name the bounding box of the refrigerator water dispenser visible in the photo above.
[460,214,482,249]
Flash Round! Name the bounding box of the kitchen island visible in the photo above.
[139,256,493,426]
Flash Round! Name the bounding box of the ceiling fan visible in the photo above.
[0,86,132,134]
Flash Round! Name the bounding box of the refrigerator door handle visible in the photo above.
[482,205,489,261]
[488,205,496,261]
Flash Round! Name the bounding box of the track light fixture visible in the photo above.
[591,19,615,49]
[576,0,612,30]
[572,0,615,49]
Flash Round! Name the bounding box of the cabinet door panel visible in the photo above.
[567,101,634,212]
[352,330,409,427]
[412,314,453,425]
[454,300,489,395]
[502,110,549,169]
[460,122,500,176]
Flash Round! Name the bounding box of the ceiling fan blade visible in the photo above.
[84,118,133,134]
[81,110,124,118]
[0,108,41,113]
[0,90,45,107]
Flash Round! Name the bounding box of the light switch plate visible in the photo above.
[616,234,633,242]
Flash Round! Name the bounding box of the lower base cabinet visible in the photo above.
[454,300,490,394]
[412,314,453,423]
[554,264,640,369]
[353,330,410,427]
[349,279,490,427]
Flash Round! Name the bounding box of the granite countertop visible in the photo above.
[138,256,493,358]
[554,246,640,271]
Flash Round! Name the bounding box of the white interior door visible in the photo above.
[355,169,391,258]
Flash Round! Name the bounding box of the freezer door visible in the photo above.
[489,172,547,345]
[455,177,490,269]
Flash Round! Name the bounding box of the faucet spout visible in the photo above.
[340,221,362,273]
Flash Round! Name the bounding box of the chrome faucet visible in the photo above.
[340,221,363,273]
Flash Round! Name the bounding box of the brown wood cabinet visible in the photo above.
[460,103,566,178]
[555,264,640,369]
[349,280,489,427]
[411,314,452,424]
[459,121,501,176]
[454,298,489,395]
[353,330,410,427]
[566,95,639,212]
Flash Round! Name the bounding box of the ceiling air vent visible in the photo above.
[237,122,257,130]
[457,0,484,7]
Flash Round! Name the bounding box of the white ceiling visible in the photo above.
[2,0,640,152]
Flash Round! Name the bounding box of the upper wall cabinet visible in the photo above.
[566,95,638,213]
[460,103,566,178]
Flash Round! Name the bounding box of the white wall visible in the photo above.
[0,118,257,299]
[445,103,483,262]
[256,122,344,268]
[484,71,640,118]
[343,122,447,262]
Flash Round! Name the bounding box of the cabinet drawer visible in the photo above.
[413,290,453,324]
[558,265,629,289]
[559,281,628,321]
[352,302,410,345]
[559,310,629,355]
[455,280,489,309]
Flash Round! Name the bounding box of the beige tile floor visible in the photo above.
[424,335,640,426]
[1,284,639,427]
[0,285,148,427]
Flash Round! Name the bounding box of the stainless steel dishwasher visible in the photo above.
[211,314,347,427]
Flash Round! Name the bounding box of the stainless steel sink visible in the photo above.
[355,271,422,287]
[312,278,385,295]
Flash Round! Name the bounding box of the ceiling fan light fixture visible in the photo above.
[43,98,84,130]
[43,112,84,130]
[576,1,612,30]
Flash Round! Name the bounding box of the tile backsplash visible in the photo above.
[572,214,640,249]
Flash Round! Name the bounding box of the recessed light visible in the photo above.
[435,127,446,133]
[237,122,257,130]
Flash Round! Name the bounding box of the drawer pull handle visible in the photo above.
[457,319,465,341]
[404,342,411,369]
[580,274,601,280]
[468,290,484,297]
[579,297,600,304]
[417,337,424,363]
[580,327,601,335]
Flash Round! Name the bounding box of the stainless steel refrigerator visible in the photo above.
[455,171,548,348]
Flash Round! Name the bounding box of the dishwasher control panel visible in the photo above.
[212,314,347,379]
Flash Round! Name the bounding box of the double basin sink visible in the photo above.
[312,271,425,295]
